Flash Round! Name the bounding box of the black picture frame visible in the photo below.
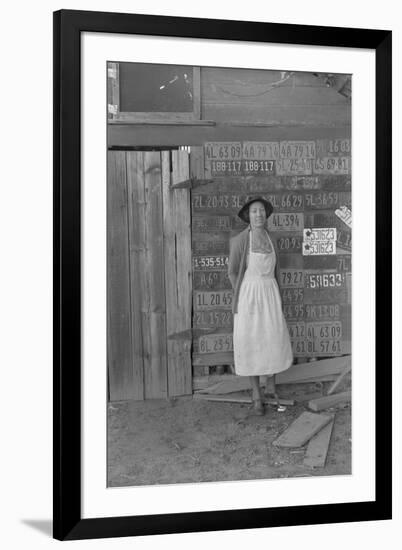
[53,9,392,541]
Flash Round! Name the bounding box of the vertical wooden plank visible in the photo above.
[163,150,192,396]
[126,152,146,400]
[143,152,168,399]
[190,147,210,376]
[107,151,133,401]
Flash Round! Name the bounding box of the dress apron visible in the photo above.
[233,232,293,376]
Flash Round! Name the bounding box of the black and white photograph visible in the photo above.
[106,62,352,487]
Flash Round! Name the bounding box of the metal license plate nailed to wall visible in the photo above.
[192,216,231,232]
[193,256,229,270]
[198,333,233,354]
[193,310,233,328]
[313,157,350,174]
[280,141,316,159]
[268,213,303,232]
[243,141,280,160]
[193,271,231,290]
[316,139,351,156]
[276,236,303,252]
[276,158,313,176]
[279,269,304,288]
[292,338,342,356]
[194,290,233,310]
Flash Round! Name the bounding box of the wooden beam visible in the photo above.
[304,415,335,468]
[193,393,294,406]
[273,412,332,448]
[308,391,351,412]
[327,364,351,395]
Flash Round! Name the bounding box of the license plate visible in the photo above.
[302,241,336,255]
[304,304,341,320]
[313,157,350,174]
[292,339,342,356]
[277,236,303,252]
[204,142,242,161]
[192,216,231,232]
[243,141,280,160]
[194,290,233,310]
[192,194,242,211]
[306,321,342,340]
[316,139,351,156]
[337,229,352,251]
[279,269,304,288]
[198,334,233,354]
[268,213,304,232]
[283,304,304,320]
[276,158,313,175]
[303,254,351,272]
[280,141,316,159]
[305,191,349,209]
[264,192,304,210]
[281,288,304,304]
[303,227,337,242]
[193,271,231,290]
[210,160,243,176]
[305,272,345,288]
[193,310,233,328]
[335,205,352,228]
[242,160,275,175]
[303,287,348,305]
[192,239,228,255]
[287,322,306,339]
[193,256,229,270]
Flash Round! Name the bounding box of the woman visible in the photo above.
[228,197,293,415]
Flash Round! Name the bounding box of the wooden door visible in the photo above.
[108,150,192,401]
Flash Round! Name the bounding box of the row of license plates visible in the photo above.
[208,158,350,176]
[196,321,346,354]
[205,140,350,161]
[192,192,349,211]
[193,304,348,328]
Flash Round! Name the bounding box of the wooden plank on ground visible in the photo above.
[162,151,192,397]
[193,393,294,406]
[126,151,145,400]
[308,390,351,412]
[273,411,332,448]
[294,392,323,403]
[276,356,351,384]
[107,151,134,401]
[143,152,168,399]
[327,364,351,395]
[197,371,338,395]
[197,376,251,394]
[303,414,335,468]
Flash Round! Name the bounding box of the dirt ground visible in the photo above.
[108,377,351,487]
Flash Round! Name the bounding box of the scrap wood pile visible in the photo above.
[193,355,351,468]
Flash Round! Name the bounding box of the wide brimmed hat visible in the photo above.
[237,196,274,223]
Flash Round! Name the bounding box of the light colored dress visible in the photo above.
[233,232,293,376]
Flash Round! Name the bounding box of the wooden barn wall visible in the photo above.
[108,150,192,401]
[107,66,351,386]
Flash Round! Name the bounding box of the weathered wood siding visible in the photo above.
[108,150,192,401]
[201,68,350,126]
